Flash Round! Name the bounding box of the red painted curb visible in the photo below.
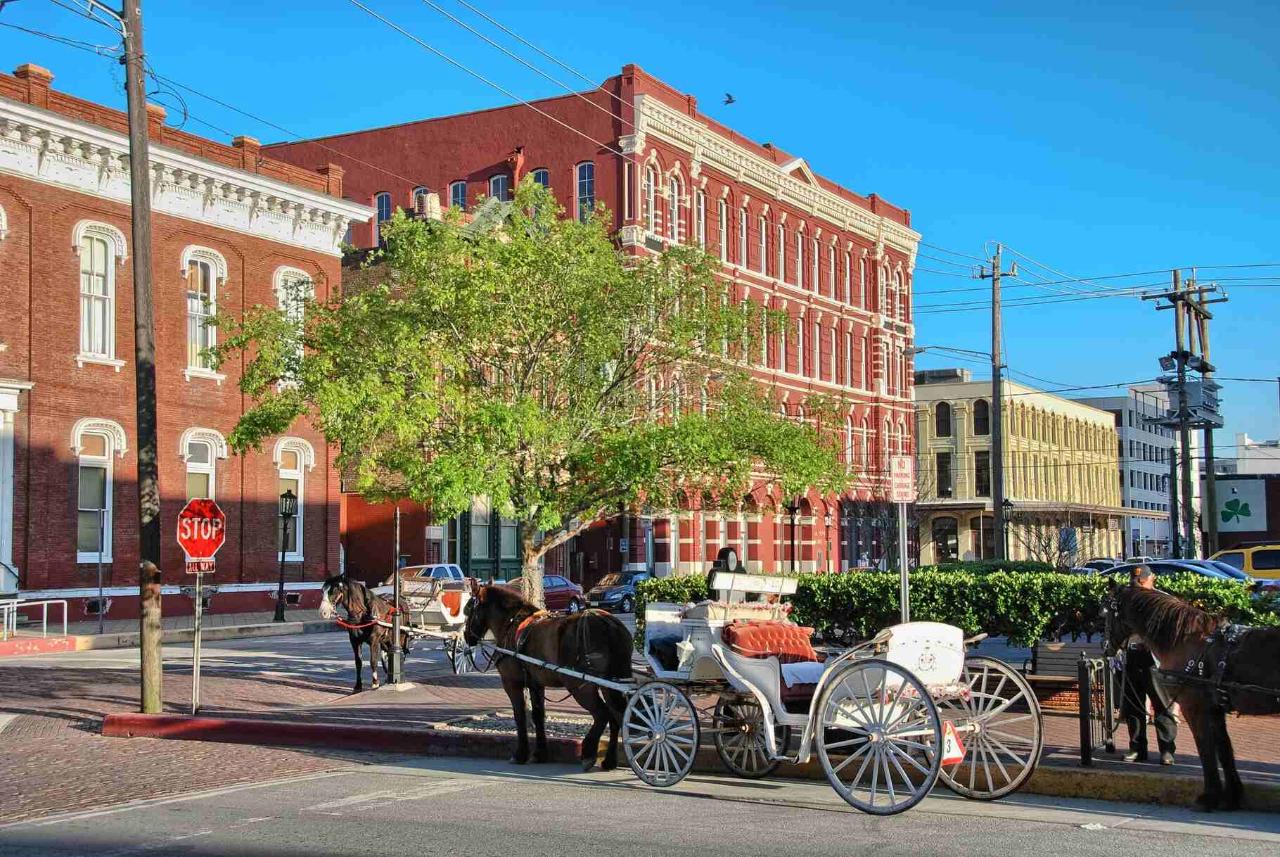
[0,636,81,658]
[100,713,583,763]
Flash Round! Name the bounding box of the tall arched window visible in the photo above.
[935,402,953,438]
[811,319,820,379]
[275,267,313,383]
[412,186,430,212]
[718,198,728,261]
[844,416,854,464]
[180,428,228,501]
[74,220,127,367]
[73,418,126,563]
[796,229,805,290]
[973,399,991,436]
[859,417,870,465]
[738,207,748,265]
[374,192,392,244]
[643,167,657,233]
[757,215,767,274]
[668,175,682,242]
[843,250,852,304]
[182,246,226,378]
[827,244,836,295]
[449,181,467,210]
[274,437,315,562]
[488,174,509,200]
[531,169,550,188]
[796,315,805,376]
[575,162,595,221]
[695,190,706,247]
[811,236,819,290]
[777,223,786,282]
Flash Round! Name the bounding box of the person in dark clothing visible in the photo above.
[1119,565,1177,765]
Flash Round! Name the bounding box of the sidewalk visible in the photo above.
[101,666,1280,811]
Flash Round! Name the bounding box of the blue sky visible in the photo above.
[3,0,1278,445]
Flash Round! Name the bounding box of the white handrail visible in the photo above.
[0,598,69,640]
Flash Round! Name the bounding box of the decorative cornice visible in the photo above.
[633,94,920,258]
[0,98,372,257]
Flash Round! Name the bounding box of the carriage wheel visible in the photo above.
[935,656,1043,800]
[815,658,942,816]
[712,695,790,779]
[446,637,476,675]
[623,682,700,788]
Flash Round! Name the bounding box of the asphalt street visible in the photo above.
[1,754,1276,857]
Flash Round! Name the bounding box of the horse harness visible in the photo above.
[1169,624,1255,711]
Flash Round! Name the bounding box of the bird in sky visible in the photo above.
[723,93,736,105]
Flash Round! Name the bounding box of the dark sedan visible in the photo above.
[586,570,650,613]
[499,574,585,613]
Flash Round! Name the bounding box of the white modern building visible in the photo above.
[1215,433,1280,476]
[1076,385,1200,558]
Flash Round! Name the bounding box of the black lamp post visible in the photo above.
[274,489,298,622]
[1001,498,1014,561]
[784,498,799,574]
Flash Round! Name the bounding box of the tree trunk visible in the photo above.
[520,531,545,608]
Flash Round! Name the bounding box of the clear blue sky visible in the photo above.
[3,0,1278,446]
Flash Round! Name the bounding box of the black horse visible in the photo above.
[463,584,633,771]
[1108,582,1280,810]
[320,574,411,692]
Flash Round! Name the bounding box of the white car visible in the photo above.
[373,563,468,599]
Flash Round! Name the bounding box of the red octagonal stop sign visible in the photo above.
[177,498,227,562]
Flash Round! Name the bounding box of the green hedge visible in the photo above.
[636,570,1279,648]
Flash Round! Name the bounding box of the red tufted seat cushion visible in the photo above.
[723,620,820,664]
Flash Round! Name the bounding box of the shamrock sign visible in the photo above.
[1221,498,1252,524]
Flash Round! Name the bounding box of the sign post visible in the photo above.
[177,498,227,714]
[889,456,917,623]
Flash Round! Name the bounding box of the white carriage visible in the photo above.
[625,571,1044,814]
[373,569,480,674]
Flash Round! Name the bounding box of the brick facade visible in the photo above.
[0,63,372,619]
[268,64,920,583]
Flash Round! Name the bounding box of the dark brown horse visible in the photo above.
[1108,583,1280,810]
[463,584,632,771]
[320,574,411,693]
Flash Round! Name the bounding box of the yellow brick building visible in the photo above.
[913,369,1125,565]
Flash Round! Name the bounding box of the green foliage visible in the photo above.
[214,179,848,604]
[636,571,1279,649]
[930,560,1056,575]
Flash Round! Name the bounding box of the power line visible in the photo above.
[916,284,1162,314]
[919,241,985,262]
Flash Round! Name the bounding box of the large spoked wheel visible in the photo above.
[815,658,942,816]
[936,655,1043,800]
[623,682,700,787]
[446,636,476,675]
[712,695,791,779]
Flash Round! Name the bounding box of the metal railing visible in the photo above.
[1078,655,1117,765]
[0,598,69,641]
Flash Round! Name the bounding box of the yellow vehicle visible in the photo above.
[1210,543,1280,586]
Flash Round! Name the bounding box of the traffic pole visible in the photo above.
[191,572,203,713]
[897,501,909,623]
[122,0,164,713]
[391,505,403,684]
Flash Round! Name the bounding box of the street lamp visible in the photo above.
[274,489,298,622]
[784,498,799,574]
[1001,499,1014,560]
[823,512,833,573]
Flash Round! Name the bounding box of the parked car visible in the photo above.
[1080,558,1120,573]
[1103,560,1233,581]
[1123,556,1156,564]
[500,574,585,613]
[1182,559,1254,585]
[585,570,650,613]
[372,563,468,599]
[1210,544,1280,589]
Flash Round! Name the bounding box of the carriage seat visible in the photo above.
[437,589,465,617]
[722,620,822,712]
[682,600,790,623]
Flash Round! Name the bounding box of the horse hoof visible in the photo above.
[601,758,618,772]
[581,758,597,773]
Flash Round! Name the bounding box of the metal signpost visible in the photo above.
[177,498,227,714]
[889,456,917,623]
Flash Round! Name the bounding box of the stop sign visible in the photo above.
[177,498,227,561]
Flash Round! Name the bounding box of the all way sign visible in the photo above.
[177,498,226,573]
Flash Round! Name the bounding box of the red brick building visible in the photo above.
[269,64,919,585]
[0,64,372,619]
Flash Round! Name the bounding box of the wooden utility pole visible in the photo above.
[121,0,163,712]
[978,245,1017,560]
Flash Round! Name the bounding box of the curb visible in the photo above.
[0,621,338,658]
[100,713,1280,812]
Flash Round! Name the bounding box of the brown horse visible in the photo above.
[1108,582,1280,810]
[463,584,632,771]
[320,574,411,693]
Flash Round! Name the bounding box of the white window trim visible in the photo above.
[644,167,657,234]
[695,190,706,247]
[374,191,392,223]
[757,215,767,274]
[796,316,805,377]
[777,224,786,283]
[737,207,747,265]
[181,246,227,383]
[667,175,681,242]
[530,168,550,187]
[811,237,819,291]
[796,231,805,290]
[717,199,728,261]
[179,426,230,462]
[273,436,314,563]
[812,320,821,379]
[575,161,595,221]
[449,181,467,209]
[843,250,852,304]
[74,220,128,371]
[488,174,509,200]
[72,418,126,565]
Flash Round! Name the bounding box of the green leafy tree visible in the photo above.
[216,181,850,605]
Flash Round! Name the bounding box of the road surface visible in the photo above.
[1,754,1276,857]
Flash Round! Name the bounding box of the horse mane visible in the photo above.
[1124,586,1221,650]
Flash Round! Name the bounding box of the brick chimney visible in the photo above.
[232,135,263,172]
[318,163,345,198]
[145,103,167,143]
[13,64,53,108]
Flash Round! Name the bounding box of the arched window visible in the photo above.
[275,267,314,382]
[449,180,467,210]
[844,331,853,387]
[182,247,226,377]
[695,190,706,247]
[811,319,820,378]
[932,517,959,562]
[796,229,805,290]
[859,256,867,307]
[374,192,393,243]
[531,168,550,188]
[72,418,126,563]
[717,198,728,261]
[859,417,870,465]
[738,207,748,265]
[935,402,953,438]
[180,428,228,501]
[488,174,509,200]
[796,315,805,376]
[827,244,836,295]
[778,313,788,372]
[898,418,909,455]
[843,250,852,304]
[74,220,127,367]
[274,437,315,562]
[643,167,656,233]
[777,223,786,283]
[973,399,991,436]
[668,175,682,242]
[575,162,595,221]
[412,186,430,212]
[757,214,767,274]
[844,416,854,464]
[811,236,819,290]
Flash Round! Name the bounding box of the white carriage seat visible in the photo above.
[883,622,966,693]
